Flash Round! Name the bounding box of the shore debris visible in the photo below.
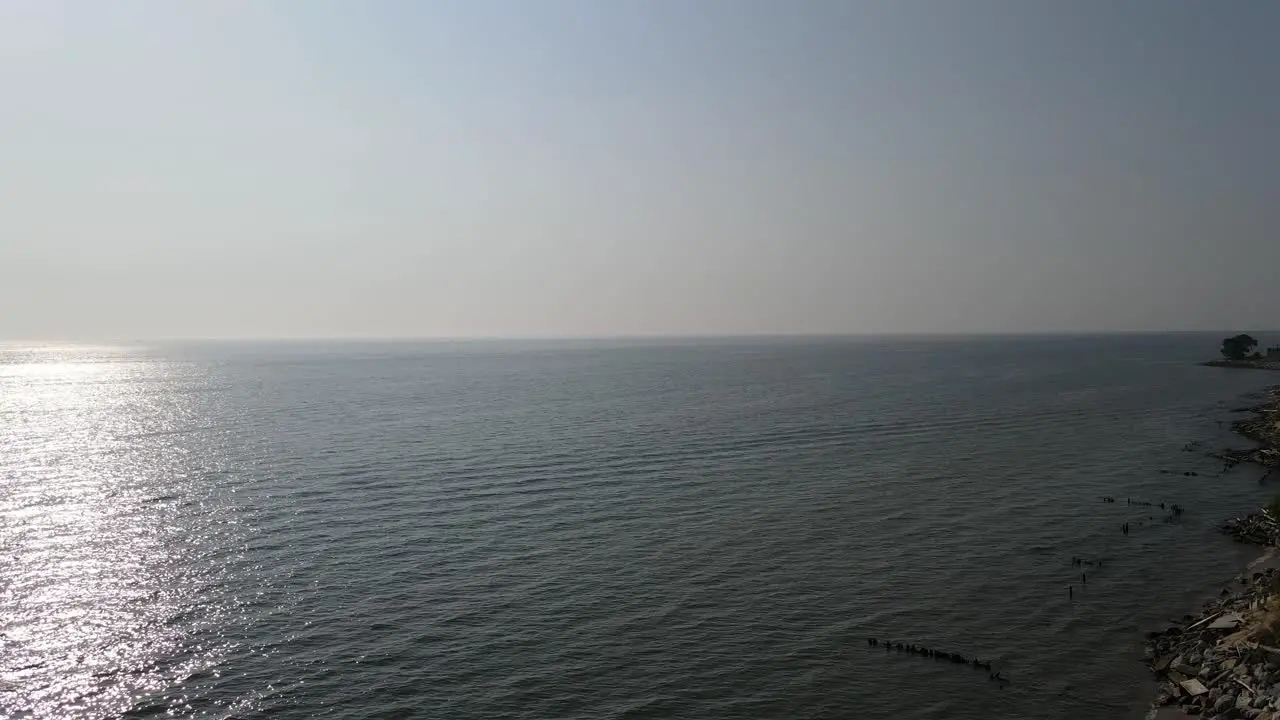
[1144,567,1280,718]
[1142,383,1280,719]
[1222,514,1280,546]
[1207,613,1244,630]
[1178,678,1208,696]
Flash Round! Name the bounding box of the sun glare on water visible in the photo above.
[1,344,243,718]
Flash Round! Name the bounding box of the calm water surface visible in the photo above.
[2,335,1276,719]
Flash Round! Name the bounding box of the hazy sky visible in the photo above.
[2,1,1277,340]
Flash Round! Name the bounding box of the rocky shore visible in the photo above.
[1233,392,1280,456]
[1144,386,1280,719]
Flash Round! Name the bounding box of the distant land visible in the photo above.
[1202,333,1280,370]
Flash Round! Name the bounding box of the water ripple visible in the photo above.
[2,336,1275,719]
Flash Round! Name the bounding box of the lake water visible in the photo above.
[2,334,1276,719]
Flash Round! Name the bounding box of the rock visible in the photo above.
[1256,665,1270,683]
[1257,695,1271,709]
[1241,693,1256,711]
[1219,692,1238,713]
[1225,659,1240,671]
[1174,662,1202,677]
[1191,653,1205,665]
[1247,709,1263,719]
[1236,663,1252,676]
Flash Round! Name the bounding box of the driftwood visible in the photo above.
[1186,611,1224,631]
[1207,668,1235,687]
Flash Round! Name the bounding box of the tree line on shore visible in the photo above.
[1221,333,1262,361]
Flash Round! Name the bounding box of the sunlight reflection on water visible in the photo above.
[1,346,245,718]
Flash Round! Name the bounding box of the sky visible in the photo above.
[1,0,1277,340]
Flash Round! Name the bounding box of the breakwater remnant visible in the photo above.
[864,639,1004,683]
[1120,497,1184,513]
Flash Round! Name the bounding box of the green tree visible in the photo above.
[1221,333,1259,361]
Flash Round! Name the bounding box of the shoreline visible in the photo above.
[1201,360,1280,372]
[1143,383,1280,719]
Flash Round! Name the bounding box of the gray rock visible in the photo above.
[1238,663,1254,676]
[1257,665,1270,682]
[1240,692,1256,710]
[1246,709,1263,719]
[1192,653,1205,665]
[1257,695,1271,709]
[1219,692,1238,712]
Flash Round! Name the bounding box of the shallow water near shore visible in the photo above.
[2,333,1277,719]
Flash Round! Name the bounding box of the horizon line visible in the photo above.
[2,329,1273,345]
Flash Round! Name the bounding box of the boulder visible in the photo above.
[1174,662,1201,677]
